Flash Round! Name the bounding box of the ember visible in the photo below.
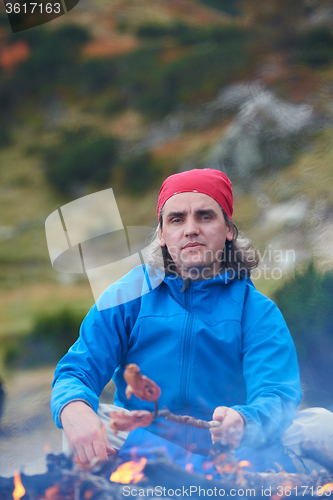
[239,460,251,468]
[12,472,25,500]
[44,484,60,500]
[110,457,147,484]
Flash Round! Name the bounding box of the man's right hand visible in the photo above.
[60,401,116,465]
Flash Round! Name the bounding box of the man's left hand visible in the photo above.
[210,407,244,449]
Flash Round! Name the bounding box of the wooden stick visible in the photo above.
[157,406,221,429]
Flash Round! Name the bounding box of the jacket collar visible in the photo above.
[164,267,239,289]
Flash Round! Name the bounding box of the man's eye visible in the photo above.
[172,218,182,223]
[201,216,211,221]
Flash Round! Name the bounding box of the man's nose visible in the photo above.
[184,218,199,236]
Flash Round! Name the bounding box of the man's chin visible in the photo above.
[176,261,216,278]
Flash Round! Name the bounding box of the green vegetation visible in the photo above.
[1,20,251,128]
[194,0,240,16]
[126,24,250,115]
[0,112,10,146]
[128,41,249,115]
[42,127,119,194]
[119,153,163,195]
[296,26,333,66]
[4,25,90,103]
[274,262,333,407]
[79,58,118,94]
[3,308,83,368]
[136,22,244,45]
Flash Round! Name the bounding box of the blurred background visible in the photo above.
[1,0,333,476]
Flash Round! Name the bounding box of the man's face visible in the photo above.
[159,192,233,278]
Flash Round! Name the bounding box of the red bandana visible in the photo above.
[157,169,233,220]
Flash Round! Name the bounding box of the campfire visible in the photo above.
[1,365,333,499]
[1,448,333,500]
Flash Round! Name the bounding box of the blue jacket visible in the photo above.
[51,265,302,470]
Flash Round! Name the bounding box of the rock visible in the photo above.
[206,84,314,183]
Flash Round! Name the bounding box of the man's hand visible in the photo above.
[210,406,244,449]
[60,401,116,465]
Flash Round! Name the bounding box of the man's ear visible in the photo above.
[159,227,166,247]
[226,224,234,242]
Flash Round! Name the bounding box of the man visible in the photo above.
[51,169,303,472]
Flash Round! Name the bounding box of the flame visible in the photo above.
[12,471,26,500]
[319,484,333,494]
[110,457,147,484]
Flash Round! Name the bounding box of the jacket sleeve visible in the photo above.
[50,268,145,429]
[231,280,302,448]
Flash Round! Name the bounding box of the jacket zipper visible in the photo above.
[180,285,193,449]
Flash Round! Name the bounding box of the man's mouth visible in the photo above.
[182,242,205,250]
